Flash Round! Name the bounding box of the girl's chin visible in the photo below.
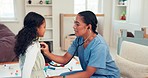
[40,36,44,37]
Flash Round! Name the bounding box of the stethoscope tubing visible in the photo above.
[50,37,84,67]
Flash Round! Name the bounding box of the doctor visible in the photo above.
[41,10,120,78]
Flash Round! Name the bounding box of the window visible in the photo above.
[0,0,16,21]
[74,0,103,14]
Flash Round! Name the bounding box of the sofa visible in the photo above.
[0,24,18,62]
[115,41,148,78]
[117,29,148,54]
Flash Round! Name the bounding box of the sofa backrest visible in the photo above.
[0,24,18,62]
[120,41,148,65]
[117,37,148,54]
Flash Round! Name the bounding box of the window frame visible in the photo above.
[0,0,18,22]
[74,0,104,14]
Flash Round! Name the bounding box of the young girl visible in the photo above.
[14,12,46,78]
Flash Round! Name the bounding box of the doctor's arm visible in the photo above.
[40,42,72,64]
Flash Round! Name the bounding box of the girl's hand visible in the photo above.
[40,42,51,56]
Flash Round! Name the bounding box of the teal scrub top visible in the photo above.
[68,34,120,78]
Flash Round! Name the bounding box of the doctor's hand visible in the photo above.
[40,42,51,56]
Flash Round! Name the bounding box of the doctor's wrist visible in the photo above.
[63,75,66,78]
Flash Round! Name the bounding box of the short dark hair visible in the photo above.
[78,11,98,34]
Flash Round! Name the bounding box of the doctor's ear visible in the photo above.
[87,24,92,30]
[87,25,91,30]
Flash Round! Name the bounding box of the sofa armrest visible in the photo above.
[115,55,148,78]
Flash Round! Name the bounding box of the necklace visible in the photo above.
[83,33,96,48]
[83,31,92,43]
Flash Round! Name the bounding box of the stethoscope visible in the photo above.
[49,38,83,67]
[49,29,92,67]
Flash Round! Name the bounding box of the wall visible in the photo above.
[52,0,74,51]
[103,0,113,46]
[128,0,142,25]
[142,0,148,26]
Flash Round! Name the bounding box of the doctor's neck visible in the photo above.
[83,30,96,43]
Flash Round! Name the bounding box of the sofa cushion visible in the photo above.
[115,55,148,78]
[120,41,148,65]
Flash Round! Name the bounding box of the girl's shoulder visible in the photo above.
[27,41,39,50]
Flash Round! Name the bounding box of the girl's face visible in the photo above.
[37,20,46,37]
[73,15,89,37]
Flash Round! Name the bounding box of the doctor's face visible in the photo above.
[37,20,46,37]
[73,15,88,37]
